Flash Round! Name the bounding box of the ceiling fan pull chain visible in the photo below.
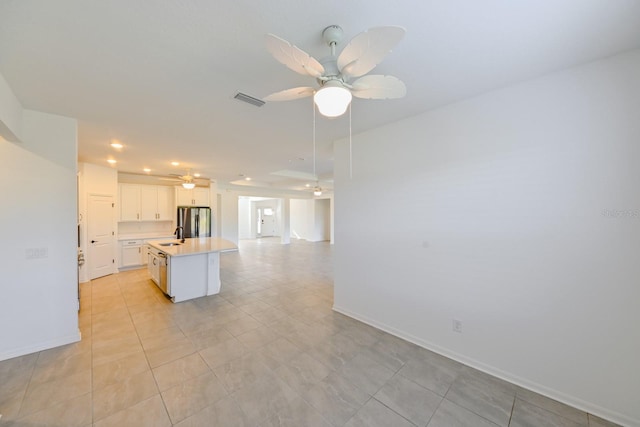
[313,101,316,179]
[349,102,353,179]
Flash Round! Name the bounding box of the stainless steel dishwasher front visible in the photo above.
[158,252,168,294]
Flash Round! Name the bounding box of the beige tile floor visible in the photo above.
[0,238,621,426]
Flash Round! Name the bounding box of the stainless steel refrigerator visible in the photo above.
[177,206,211,238]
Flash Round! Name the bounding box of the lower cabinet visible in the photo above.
[119,240,145,268]
[119,237,174,270]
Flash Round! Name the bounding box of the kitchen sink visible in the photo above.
[159,242,182,246]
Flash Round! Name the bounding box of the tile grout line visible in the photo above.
[371,394,422,427]
[507,395,516,426]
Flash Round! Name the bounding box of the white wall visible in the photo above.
[238,197,252,239]
[278,198,290,244]
[219,190,239,244]
[290,199,312,239]
[334,49,640,426]
[312,198,331,242]
[208,181,219,237]
[0,72,23,142]
[0,104,79,360]
[290,198,331,242]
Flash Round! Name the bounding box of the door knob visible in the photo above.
[91,240,97,243]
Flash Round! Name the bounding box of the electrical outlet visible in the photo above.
[25,247,48,259]
[452,318,463,333]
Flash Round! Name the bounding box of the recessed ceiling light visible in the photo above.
[110,141,123,149]
[305,183,311,187]
[193,173,201,177]
[107,159,117,164]
[245,177,251,181]
[143,168,151,173]
[171,161,180,166]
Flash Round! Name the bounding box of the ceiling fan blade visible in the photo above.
[264,86,315,102]
[351,75,406,99]
[337,26,405,79]
[265,34,325,78]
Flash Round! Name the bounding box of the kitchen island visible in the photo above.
[147,237,237,303]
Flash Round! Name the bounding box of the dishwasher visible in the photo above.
[148,246,169,295]
[158,252,168,294]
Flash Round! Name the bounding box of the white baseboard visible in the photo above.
[332,305,637,427]
[0,331,81,362]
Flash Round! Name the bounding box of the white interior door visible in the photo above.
[88,194,115,280]
[258,207,276,237]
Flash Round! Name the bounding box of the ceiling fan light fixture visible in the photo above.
[182,182,195,190]
[313,188,322,196]
[314,81,352,117]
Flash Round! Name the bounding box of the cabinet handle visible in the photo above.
[138,247,141,253]
[137,213,139,220]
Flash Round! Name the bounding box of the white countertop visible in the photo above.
[147,237,237,257]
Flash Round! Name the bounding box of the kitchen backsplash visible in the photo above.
[118,220,174,236]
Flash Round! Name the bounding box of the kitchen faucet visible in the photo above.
[174,226,185,243]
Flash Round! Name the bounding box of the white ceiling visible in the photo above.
[2,0,640,192]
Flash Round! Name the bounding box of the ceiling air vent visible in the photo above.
[234,92,265,107]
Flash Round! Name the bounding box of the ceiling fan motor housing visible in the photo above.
[318,57,341,82]
[322,25,343,47]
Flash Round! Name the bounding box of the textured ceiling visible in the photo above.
[1,0,640,192]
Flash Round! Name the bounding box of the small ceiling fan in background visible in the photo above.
[159,169,207,189]
[264,25,407,117]
[302,180,325,196]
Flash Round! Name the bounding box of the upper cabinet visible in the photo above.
[140,185,173,221]
[176,187,210,207]
[119,184,174,222]
[120,184,141,221]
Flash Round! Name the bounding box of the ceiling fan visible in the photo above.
[264,25,406,117]
[159,169,206,189]
[312,182,323,196]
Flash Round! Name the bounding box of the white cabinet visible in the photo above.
[119,184,174,221]
[140,185,173,221]
[176,187,210,206]
[119,239,144,268]
[119,184,141,221]
[156,187,173,219]
[142,244,150,266]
